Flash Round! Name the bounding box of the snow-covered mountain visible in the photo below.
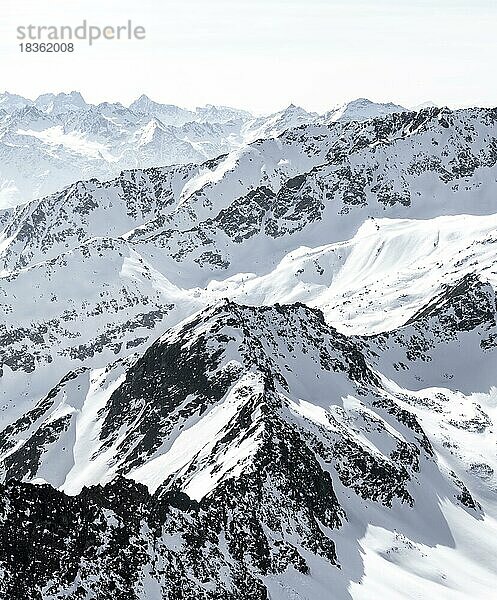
[34,91,88,114]
[0,92,407,208]
[1,296,496,599]
[1,99,497,599]
[0,91,33,112]
[323,97,407,123]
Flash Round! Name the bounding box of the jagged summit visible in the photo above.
[0,293,492,598]
[0,91,33,112]
[34,91,87,114]
[131,92,153,105]
[0,300,376,492]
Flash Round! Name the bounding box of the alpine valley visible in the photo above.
[1,94,497,600]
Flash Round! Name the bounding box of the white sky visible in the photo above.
[1,0,496,113]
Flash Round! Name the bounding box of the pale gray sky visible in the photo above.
[2,0,496,113]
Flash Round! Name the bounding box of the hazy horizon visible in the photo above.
[2,0,496,114]
[2,90,496,116]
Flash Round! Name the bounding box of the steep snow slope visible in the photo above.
[219,212,497,334]
[359,273,497,393]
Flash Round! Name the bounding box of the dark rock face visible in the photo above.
[0,477,271,600]
[0,412,344,600]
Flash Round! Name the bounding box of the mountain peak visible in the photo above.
[130,93,154,108]
[0,91,33,112]
[405,273,495,330]
[324,97,407,123]
[34,91,87,114]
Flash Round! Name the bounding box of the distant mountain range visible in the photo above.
[0,91,408,208]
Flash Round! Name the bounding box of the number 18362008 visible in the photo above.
[19,42,74,52]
